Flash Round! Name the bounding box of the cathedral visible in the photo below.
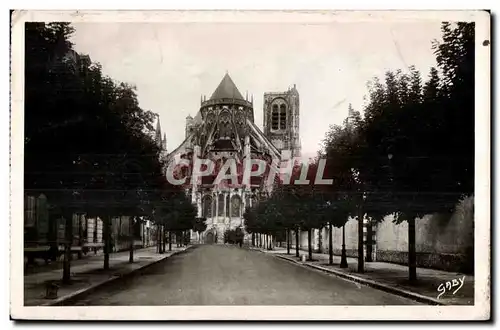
[160,73,301,243]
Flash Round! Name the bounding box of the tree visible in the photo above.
[193,217,207,243]
[349,22,475,282]
[161,191,197,248]
[24,22,169,280]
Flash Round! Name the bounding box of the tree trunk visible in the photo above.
[366,219,373,262]
[252,233,255,247]
[169,231,172,251]
[357,205,364,273]
[307,228,313,261]
[163,226,167,251]
[409,217,417,282]
[328,222,333,265]
[103,215,110,270]
[295,228,299,258]
[286,229,291,255]
[62,212,72,283]
[340,224,348,268]
[129,216,134,263]
[318,228,323,253]
[156,226,160,253]
[158,225,163,254]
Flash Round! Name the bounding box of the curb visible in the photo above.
[40,245,195,306]
[272,253,447,306]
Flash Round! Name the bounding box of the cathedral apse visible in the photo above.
[163,73,301,243]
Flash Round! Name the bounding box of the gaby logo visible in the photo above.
[165,153,333,188]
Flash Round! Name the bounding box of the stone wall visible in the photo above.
[376,196,474,273]
[284,196,473,273]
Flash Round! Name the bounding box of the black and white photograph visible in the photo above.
[9,9,490,320]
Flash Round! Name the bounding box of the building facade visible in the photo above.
[164,73,301,243]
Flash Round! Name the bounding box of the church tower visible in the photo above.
[263,84,301,158]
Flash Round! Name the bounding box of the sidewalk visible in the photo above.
[24,245,192,306]
[24,246,155,275]
[256,247,474,305]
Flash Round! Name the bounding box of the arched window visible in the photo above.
[279,104,287,130]
[202,195,212,218]
[231,195,242,217]
[212,198,217,217]
[271,104,279,130]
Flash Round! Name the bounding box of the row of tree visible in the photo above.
[244,22,475,280]
[24,22,202,282]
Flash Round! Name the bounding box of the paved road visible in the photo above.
[71,245,422,305]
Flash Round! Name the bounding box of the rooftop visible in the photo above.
[209,73,245,101]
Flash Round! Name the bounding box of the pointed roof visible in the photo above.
[156,117,161,132]
[210,73,245,101]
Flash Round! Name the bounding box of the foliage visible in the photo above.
[24,22,196,232]
[193,217,208,234]
[224,228,245,244]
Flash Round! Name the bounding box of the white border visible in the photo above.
[9,9,491,321]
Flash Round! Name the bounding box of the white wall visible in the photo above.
[376,196,474,255]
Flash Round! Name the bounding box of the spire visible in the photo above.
[155,117,162,146]
[209,72,245,101]
[156,117,161,133]
[163,133,167,151]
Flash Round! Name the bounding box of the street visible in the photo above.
[69,245,422,305]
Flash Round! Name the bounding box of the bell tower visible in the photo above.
[263,84,301,158]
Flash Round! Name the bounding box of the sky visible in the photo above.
[71,21,443,158]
